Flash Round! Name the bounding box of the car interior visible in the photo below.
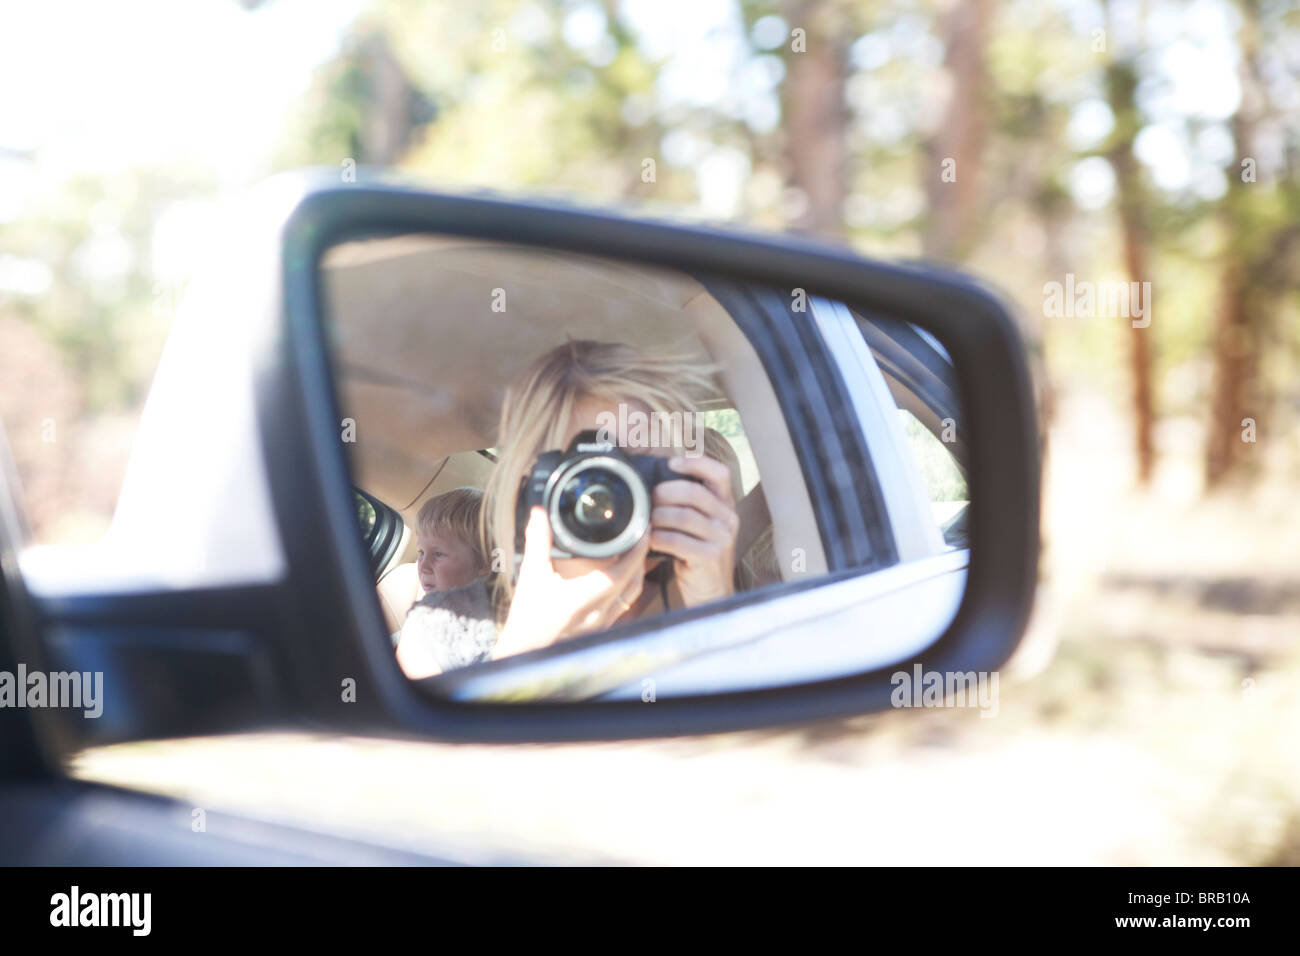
[319,235,831,621]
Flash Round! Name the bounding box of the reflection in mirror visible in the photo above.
[320,235,969,702]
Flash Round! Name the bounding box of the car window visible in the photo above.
[355,492,377,539]
[699,407,760,496]
[897,409,969,547]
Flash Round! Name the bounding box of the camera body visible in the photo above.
[515,429,696,560]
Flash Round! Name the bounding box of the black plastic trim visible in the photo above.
[0,424,65,777]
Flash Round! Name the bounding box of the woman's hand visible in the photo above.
[650,455,739,607]
[494,506,652,658]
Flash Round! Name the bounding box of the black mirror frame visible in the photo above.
[258,172,1040,742]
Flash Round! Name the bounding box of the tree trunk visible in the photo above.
[1112,141,1156,486]
[1204,0,1266,488]
[1205,262,1257,485]
[780,0,850,238]
[1103,59,1157,486]
[921,0,992,261]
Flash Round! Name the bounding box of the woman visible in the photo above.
[396,339,741,678]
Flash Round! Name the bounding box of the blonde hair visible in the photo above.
[483,339,721,612]
[416,487,487,568]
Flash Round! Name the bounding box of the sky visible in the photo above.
[0,0,365,194]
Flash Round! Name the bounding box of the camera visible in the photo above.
[515,429,697,560]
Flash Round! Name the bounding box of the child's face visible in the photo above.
[415,530,485,593]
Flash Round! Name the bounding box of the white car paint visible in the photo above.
[19,180,301,596]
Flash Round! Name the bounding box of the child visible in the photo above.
[377,487,489,640]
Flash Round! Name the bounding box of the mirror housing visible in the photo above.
[20,172,1039,745]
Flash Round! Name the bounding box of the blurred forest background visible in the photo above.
[5,0,1300,863]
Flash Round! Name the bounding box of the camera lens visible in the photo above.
[556,467,633,544]
[575,484,616,526]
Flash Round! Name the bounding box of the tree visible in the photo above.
[921,0,993,261]
[778,0,852,238]
[1101,54,1156,485]
[1205,0,1300,486]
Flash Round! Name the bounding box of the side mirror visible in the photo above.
[354,489,404,580]
[16,172,1039,744]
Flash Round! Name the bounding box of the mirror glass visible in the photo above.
[321,234,969,701]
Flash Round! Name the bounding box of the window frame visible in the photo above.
[698,279,897,574]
